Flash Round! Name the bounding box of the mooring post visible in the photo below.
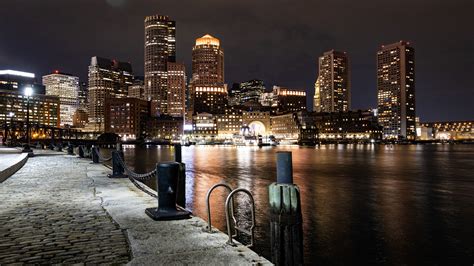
[269,151,304,266]
[145,162,191,221]
[67,142,74,155]
[78,145,85,158]
[91,146,99,163]
[56,143,63,152]
[174,144,186,208]
[108,150,127,178]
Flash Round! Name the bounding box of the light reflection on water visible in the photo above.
[103,144,474,265]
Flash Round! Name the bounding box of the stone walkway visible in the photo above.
[0,153,130,264]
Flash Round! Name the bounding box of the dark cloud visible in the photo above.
[0,0,472,121]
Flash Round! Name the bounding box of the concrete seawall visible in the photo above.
[0,152,28,183]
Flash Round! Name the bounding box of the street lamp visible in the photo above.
[22,86,33,155]
[6,112,15,146]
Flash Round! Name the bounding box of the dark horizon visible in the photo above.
[0,0,472,121]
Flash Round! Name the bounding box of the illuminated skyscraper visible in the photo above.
[314,50,350,113]
[190,34,226,114]
[88,56,133,131]
[144,14,176,114]
[42,71,79,126]
[167,62,186,117]
[377,41,416,140]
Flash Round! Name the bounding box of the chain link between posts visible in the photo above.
[115,152,157,182]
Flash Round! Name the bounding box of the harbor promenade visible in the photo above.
[0,149,270,265]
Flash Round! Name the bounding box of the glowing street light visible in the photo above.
[22,86,34,155]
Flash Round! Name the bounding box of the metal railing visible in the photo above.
[205,183,237,234]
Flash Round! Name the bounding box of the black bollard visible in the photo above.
[145,162,191,221]
[67,143,74,155]
[174,144,186,208]
[91,146,99,163]
[78,145,85,158]
[56,143,63,152]
[108,150,127,178]
[269,151,304,266]
[49,143,55,150]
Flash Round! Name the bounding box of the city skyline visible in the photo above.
[0,0,472,122]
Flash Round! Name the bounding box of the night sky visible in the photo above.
[0,0,472,121]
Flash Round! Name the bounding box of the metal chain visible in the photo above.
[115,152,157,182]
[94,148,112,162]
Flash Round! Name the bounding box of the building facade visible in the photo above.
[0,70,45,95]
[167,62,186,117]
[104,97,149,140]
[128,80,145,100]
[314,50,350,113]
[0,89,60,128]
[419,121,473,140]
[144,14,176,115]
[377,41,416,140]
[229,79,265,106]
[272,86,307,114]
[190,34,226,115]
[42,71,79,127]
[88,56,133,131]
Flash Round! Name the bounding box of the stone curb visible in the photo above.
[0,153,28,183]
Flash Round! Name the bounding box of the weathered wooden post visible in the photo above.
[269,151,304,265]
[145,162,191,220]
[174,144,186,208]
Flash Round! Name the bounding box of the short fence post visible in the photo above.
[91,146,99,163]
[269,151,304,266]
[174,144,186,208]
[108,150,127,178]
[78,145,85,158]
[67,143,74,155]
[145,162,191,221]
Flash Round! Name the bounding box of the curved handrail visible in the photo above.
[225,188,256,247]
[205,183,236,233]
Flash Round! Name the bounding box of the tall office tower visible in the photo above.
[42,71,80,127]
[0,70,46,95]
[167,62,186,117]
[314,50,350,113]
[377,41,416,140]
[237,79,265,105]
[190,34,226,114]
[88,56,133,131]
[144,14,176,115]
[78,82,88,110]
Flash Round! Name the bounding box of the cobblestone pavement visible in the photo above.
[0,153,130,264]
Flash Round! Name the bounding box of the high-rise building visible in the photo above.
[314,50,350,113]
[88,56,133,131]
[230,79,265,106]
[377,41,416,140]
[144,14,176,114]
[190,34,226,114]
[0,70,46,95]
[128,80,145,100]
[78,82,88,111]
[42,71,79,127]
[167,62,186,117]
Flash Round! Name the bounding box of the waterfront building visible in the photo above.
[0,69,45,95]
[216,107,243,139]
[104,97,149,140]
[144,14,176,115]
[314,50,351,112]
[271,86,307,114]
[88,56,133,131]
[72,109,89,128]
[377,41,416,140]
[0,89,60,128]
[190,34,226,115]
[128,80,145,100]
[145,115,183,141]
[167,62,186,117]
[42,71,79,127]
[191,113,218,140]
[419,121,473,140]
[271,113,300,142]
[242,110,271,136]
[313,110,382,140]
